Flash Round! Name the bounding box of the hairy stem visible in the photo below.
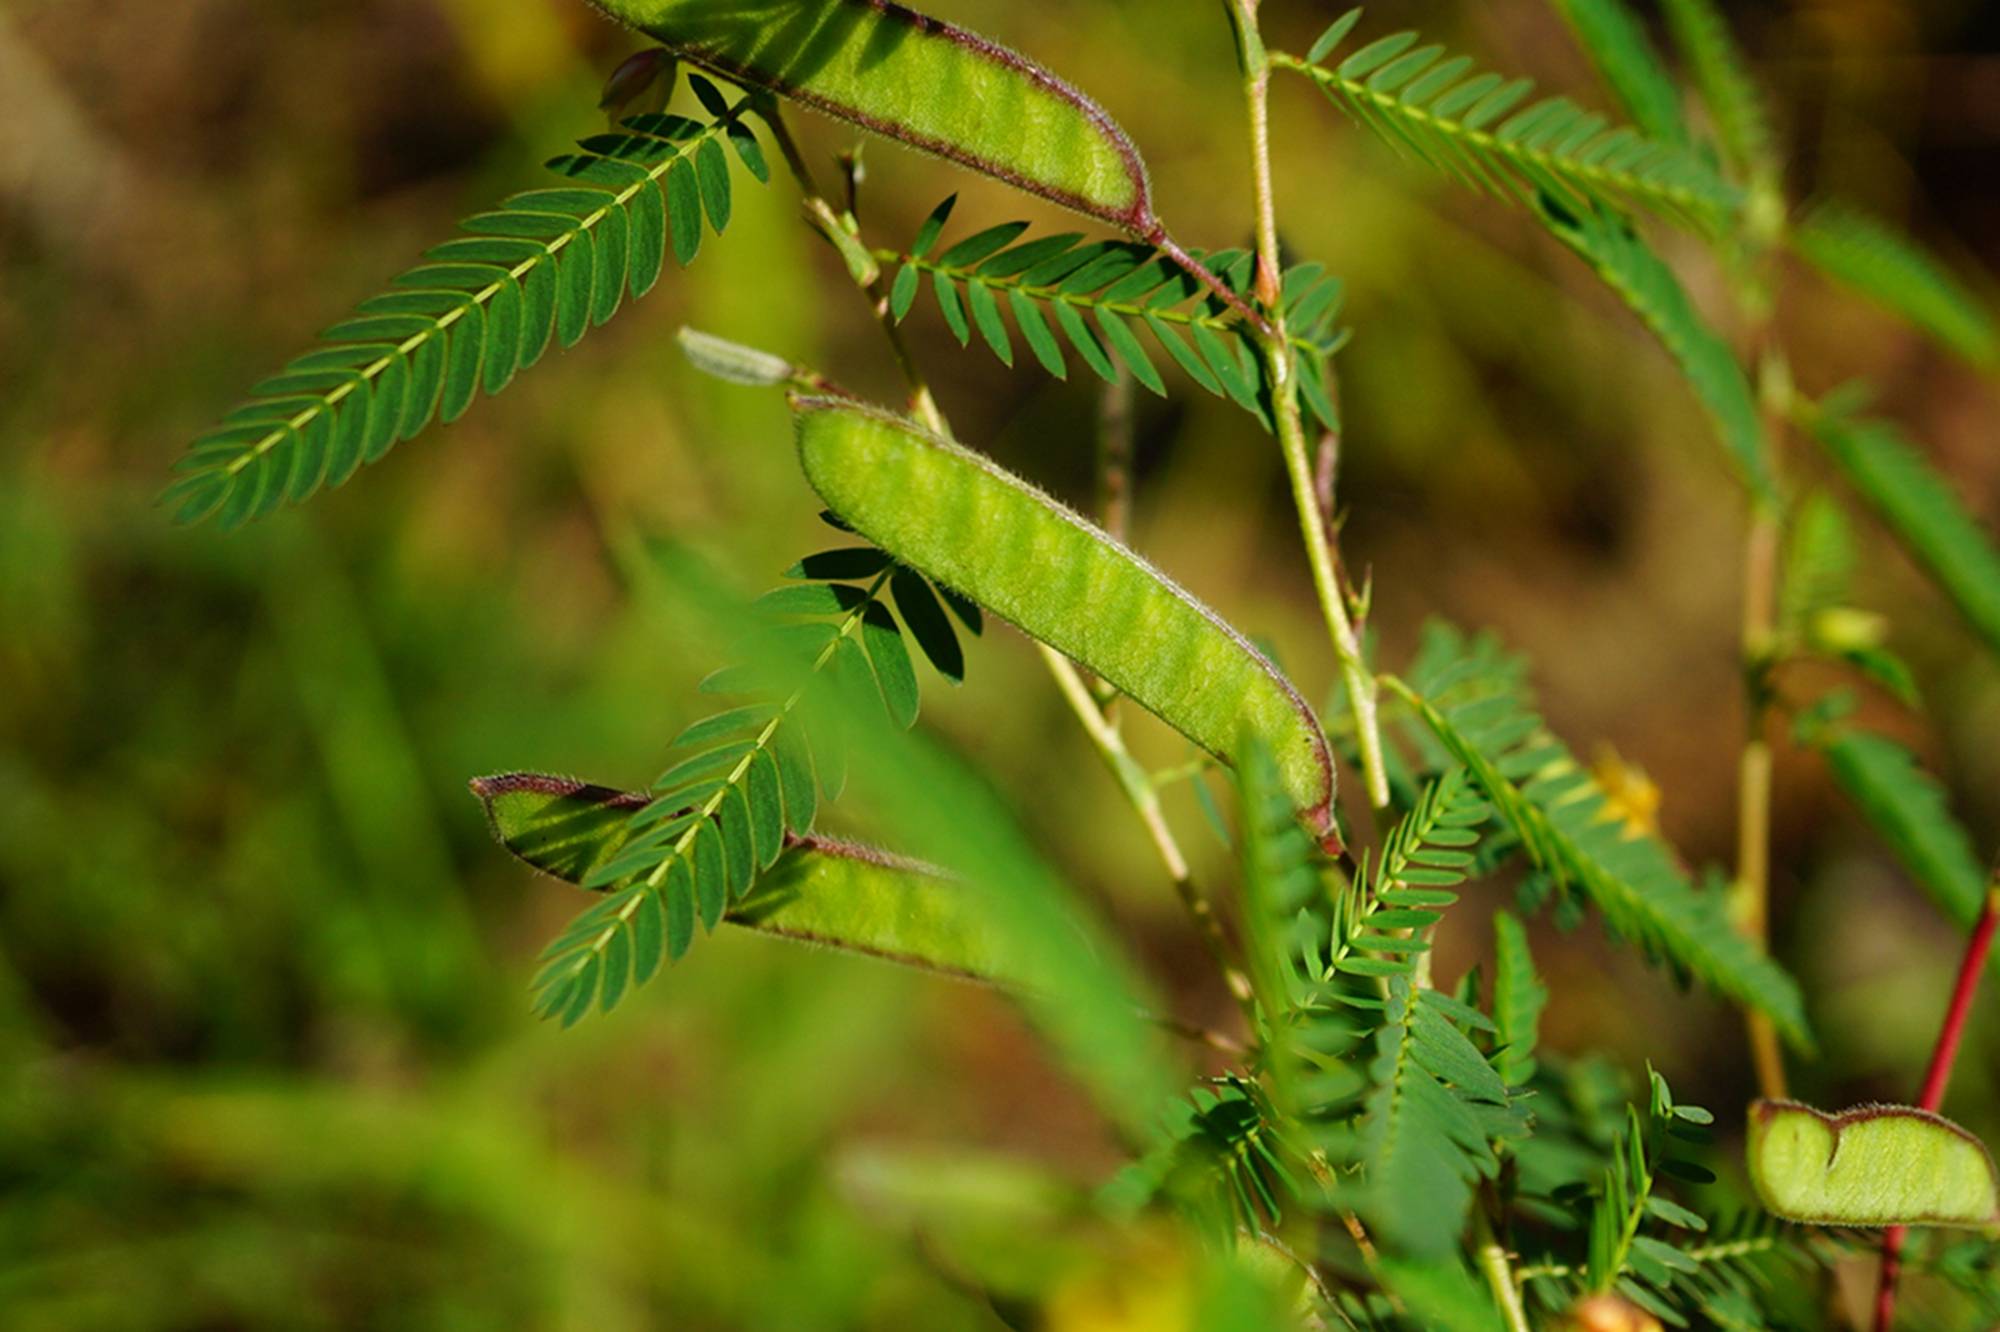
[1235,2,1389,812]
[1153,233,1276,340]
[1733,343,1789,1101]
[1042,645,1257,1014]
[1474,1207,1533,1332]
[1874,882,2000,1332]
[764,105,946,433]
[1314,425,1340,537]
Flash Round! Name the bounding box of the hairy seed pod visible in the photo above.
[586,0,1156,234]
[790,397,1339,844]
[1747,1099,2000,1227]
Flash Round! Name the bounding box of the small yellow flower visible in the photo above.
[1591,745,1661,839]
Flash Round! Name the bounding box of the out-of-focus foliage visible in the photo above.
[5,0,2000,1326]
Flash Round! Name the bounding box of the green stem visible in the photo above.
[1042,646,1257,1015]
[1474,1208,1532,1332]
[764,105,945,433]
[1236,7,1390,811]
[1517,1235,1781,1284]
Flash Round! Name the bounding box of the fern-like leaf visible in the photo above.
[1358,979,1515,1258]
[1126,1078,1311,1243]
[1813,728,1987,929]
[884,198,1346,433]
[529,546,963,1023]
[1793,201,2000,370]
[1281,10,1739,230]
[1491,908,1546,1087]
[1659,0,1775,178]
[1779,492,1854,637]
[1549,0,1691,148]
[1237,736,1326,1041]
[1537,196,1774,502]
[1522,1071,1758,1326]
[1327,765,1488,984]
[163,82,768,529]
[1522,1210,1805,1329]
[473,773,1037,983]
[1387,623,1814,1051]
[1808,407,2000,660]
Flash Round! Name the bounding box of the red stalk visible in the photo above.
[1873,883,1999,1332]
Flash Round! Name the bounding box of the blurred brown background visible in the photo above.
[1,0,1996,1326]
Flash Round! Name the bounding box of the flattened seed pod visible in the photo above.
[790,397,1340,843]
[587,0,1156,234]
[1747,1099,2000,1227]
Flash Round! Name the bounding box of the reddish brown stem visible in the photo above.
[1873,882,2000,1332]
[1153,232,1277,341]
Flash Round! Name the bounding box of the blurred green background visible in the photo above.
[2,0,1997,1325]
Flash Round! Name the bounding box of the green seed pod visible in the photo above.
[472,772,1032,984]
[1746,1099,2000,1227]
[789,397,1339,843]
[585,0,1155,234]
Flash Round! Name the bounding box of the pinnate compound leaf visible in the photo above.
[1389,623,1813,1051]
[1283,8,1738,230]
[472,773,1031,985]
[168,103,761,528]
[1793,201,1999,369]
[881,217,1346,432]
[1358,980,1512,1258]
[1549,0,1691,147]
[1814,729,1987,929]
[1809,408,2000,660]
[1659,0,1774,177]
[1748,1101,2000,1227]
[1491,909,1546,1086]
[791,396,1339,844]
[1537,196,1774,502]
[593,0,1157,232]
[498,537,957,1023]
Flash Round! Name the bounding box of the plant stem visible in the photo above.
[762,105,946,433]
[1041,645,1258,1014]
[1152,1011,1248,1057]
[1474,1208,1533,1332]
[1735,497,1787,1101]
[1516,1235,1783,1284]
[1873,881,1999,1332]
[1234,0,1390,812]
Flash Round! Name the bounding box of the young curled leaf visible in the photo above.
[677,325,794,386]
[599,47,678,124]
[788,397,1340,844]
[1747,1100,2000,1228]
[589,0,1157,233]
